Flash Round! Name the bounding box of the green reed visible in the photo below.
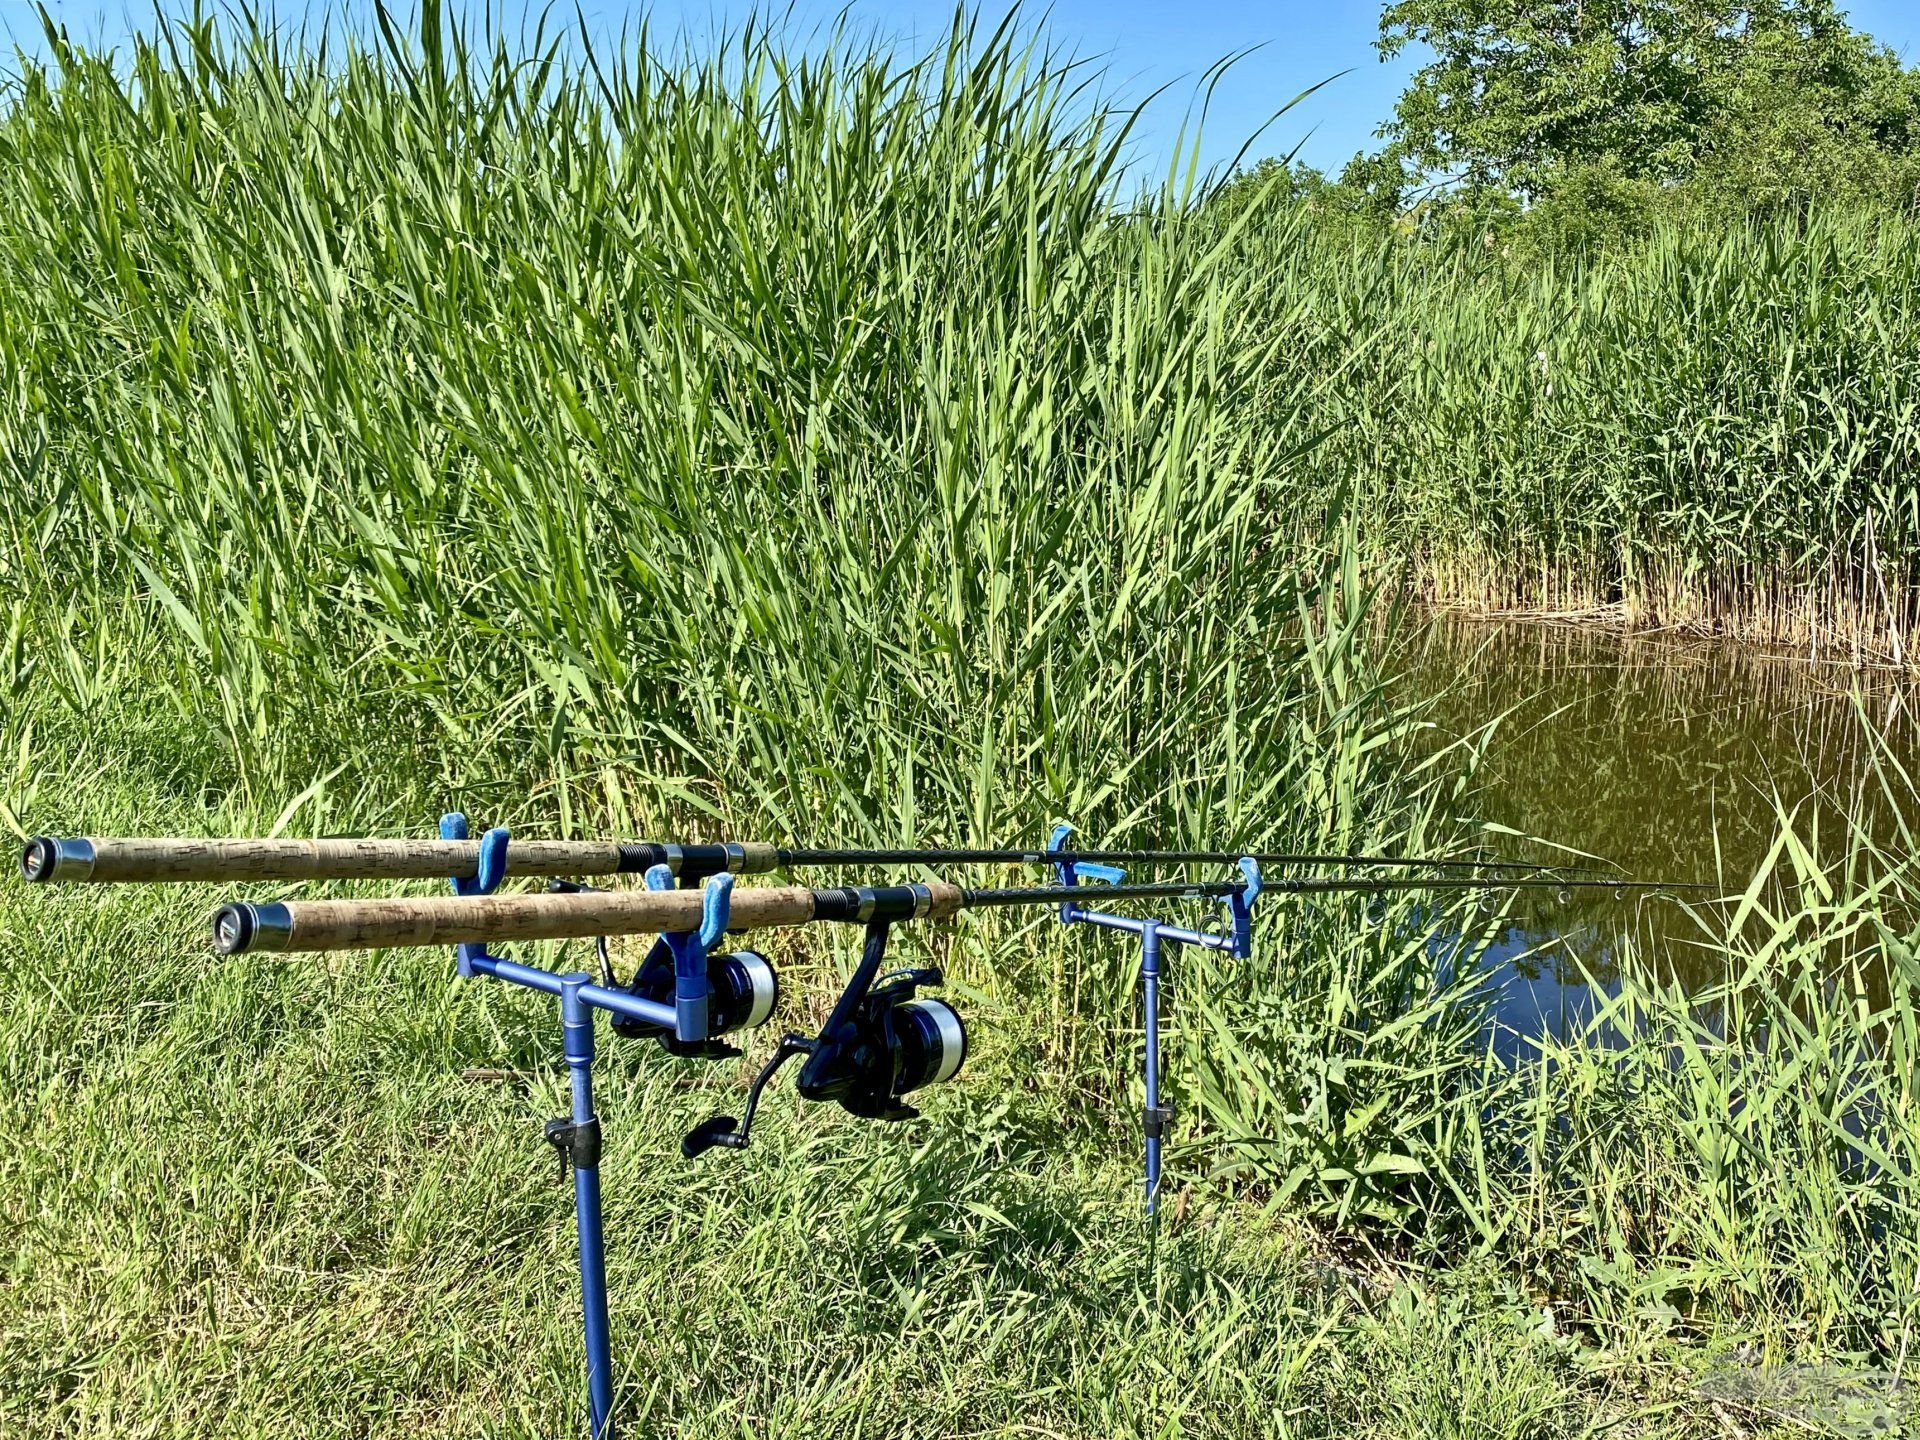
[1227,207,1920,660]
[1,5,1326,833]
[2,9,1918,1431]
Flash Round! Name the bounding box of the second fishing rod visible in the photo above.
[212,871,1701,955]
[21,833,1600,885]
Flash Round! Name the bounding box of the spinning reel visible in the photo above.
[550,876,779,1060]
[547,876,966,1151]
[683,920,967,1157]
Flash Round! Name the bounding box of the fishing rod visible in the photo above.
[25,801,1708,1440]
[211,872,1698,955]
[21,833,1598,885]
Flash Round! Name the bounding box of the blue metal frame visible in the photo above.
[438,812,733,1440]
[1047,823,1262,1214]
[424,811,1264,1427]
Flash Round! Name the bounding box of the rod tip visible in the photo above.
[20,837,94,882]
[212,902,292,954]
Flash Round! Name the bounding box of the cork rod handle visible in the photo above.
[213,885,827,954]
[21,836,631,884]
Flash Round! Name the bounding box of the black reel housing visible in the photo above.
[796,973,965,1120]
[612,938,780,1058]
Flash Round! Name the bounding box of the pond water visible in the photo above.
[1393,614,1917,1038]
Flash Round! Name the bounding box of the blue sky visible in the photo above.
[15,1,1920,180]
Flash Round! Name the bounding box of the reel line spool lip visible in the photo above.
[899,997,967,1087]
[732,949,779,1031]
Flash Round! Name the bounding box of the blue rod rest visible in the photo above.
[442,811,509,978]
[1229,856,1263,959]
[1047,821,1126,908]
[1044,822,1263,1213]
[643,864,733,1043]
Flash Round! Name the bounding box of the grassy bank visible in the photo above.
[7,683,1918,1436]
[2,9,1918,1435]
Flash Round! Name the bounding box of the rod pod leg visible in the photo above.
[558,975,616,1439]
[1140,922,1164,1216]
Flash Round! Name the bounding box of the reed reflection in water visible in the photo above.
[1395,615,1916,1038]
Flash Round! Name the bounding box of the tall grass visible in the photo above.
[3,3,1322,832]
[1501,800,1920,1357]
[0,0,1479,1207]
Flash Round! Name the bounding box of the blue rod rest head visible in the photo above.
[1229,856,1262,959]
[1046,821,1078,916]
[1047,822,1076,881]
[698,872,735,949]
[643,865,731,1043]
[475,827,509,896]
[1238,856,1263,906]
[440,813,508,976]
[1047,821,1124,889]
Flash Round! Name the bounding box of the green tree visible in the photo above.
[1375,0,1920,214]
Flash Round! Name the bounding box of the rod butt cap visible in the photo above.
[212,902,293,954]
[20,837,95,883]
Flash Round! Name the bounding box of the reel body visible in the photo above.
[796,972,965,1120]
[684,920,967,1155]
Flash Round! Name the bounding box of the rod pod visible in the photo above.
[1046,827,1267,1215]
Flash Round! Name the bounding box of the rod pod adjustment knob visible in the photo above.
[543,1115,602,1182]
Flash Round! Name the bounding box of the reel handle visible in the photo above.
[680,1115,748,1158]
[683,1034,812,1158]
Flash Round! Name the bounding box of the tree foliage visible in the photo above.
[1375,0,1920,214]
[1215,0,1920,252]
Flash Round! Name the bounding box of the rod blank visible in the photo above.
[784,847,1594,875]
[963,876,1703,908]
[211,874,1700,955]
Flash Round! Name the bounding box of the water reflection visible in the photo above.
[1394,615,1916,1034]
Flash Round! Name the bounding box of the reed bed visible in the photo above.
[1226,209,1920,662]
[2,8,1917,1434]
